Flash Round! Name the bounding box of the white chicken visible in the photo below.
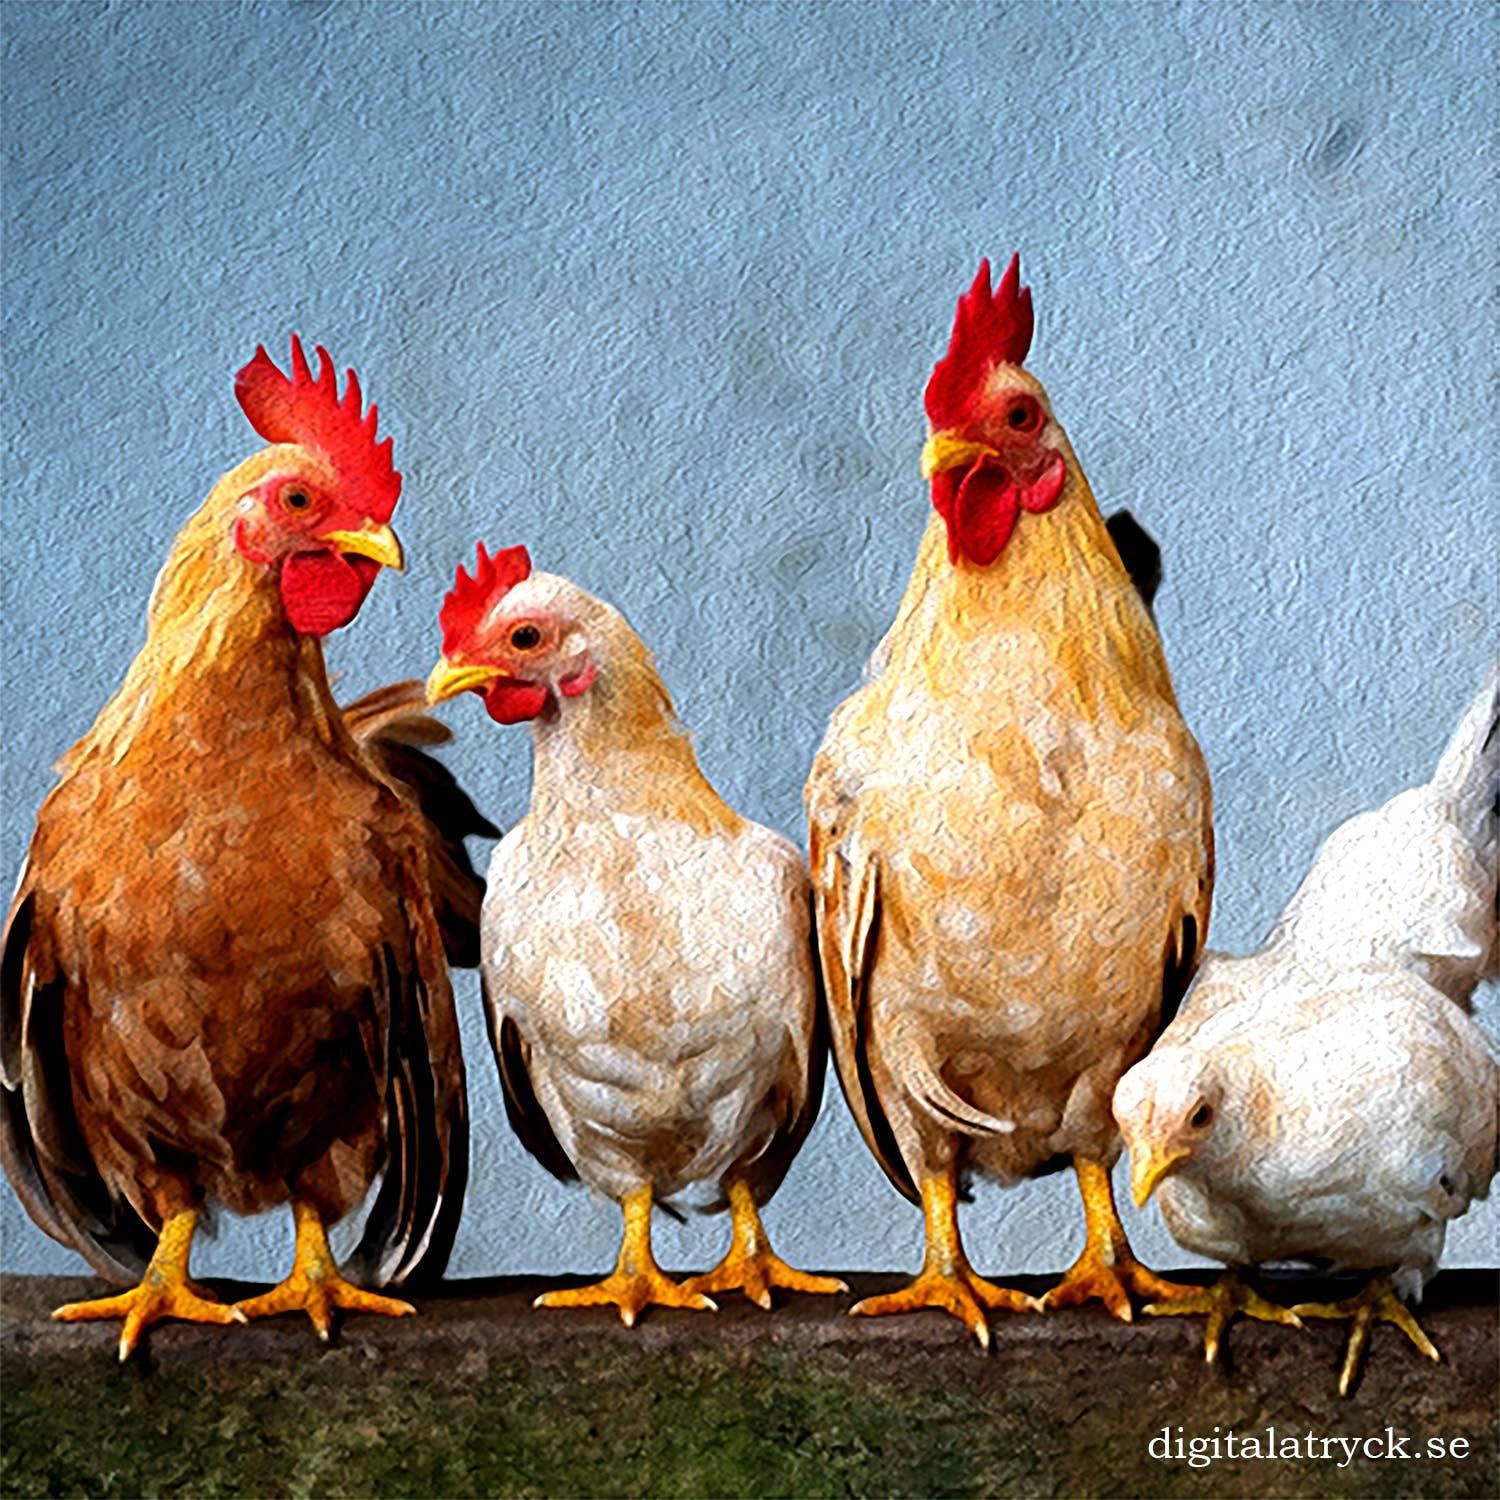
[1115,662,1500,1394]
[426,544,845,1324]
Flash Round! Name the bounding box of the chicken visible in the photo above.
[426,545,843,1324]
[1253,663,1498,1011]
[0,338,484,1358]
[805,256,1214,1347]
[1115,663,1499,1394]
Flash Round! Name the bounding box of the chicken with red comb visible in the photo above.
[0,339,484,1359]
[428,550,844,1325]
[806,256,1214,1347]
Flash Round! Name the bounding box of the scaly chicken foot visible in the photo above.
[1043,1158,1196,1320]
[1144,1270,1303,1363]
[52,1208,246,1361]
[682,1177,848,1309]
[535,1183,717,1328]
[849,1169,1040,1351]
[1291,1274,1440,1397]
[234,1200,414,1340]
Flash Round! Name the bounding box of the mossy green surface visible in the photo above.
[4,1340,1495,1500]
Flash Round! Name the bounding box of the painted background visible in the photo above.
[2,0,1495,1282]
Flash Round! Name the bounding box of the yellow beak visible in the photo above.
[320,521,405,572]
[1130,1143,1188,1207]
[920,430,998,481]
[426,657,507,705]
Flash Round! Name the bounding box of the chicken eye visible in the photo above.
[283,489,312,511]
[1006,397,1043,433]
[510,624,542,651]
[1190,1103,1214,1129]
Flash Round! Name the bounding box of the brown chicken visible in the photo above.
[1,339,490,1358]
[806,257,1214,1347]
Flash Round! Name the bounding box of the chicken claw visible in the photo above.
[1144,1270,1302,1363]
[852,1265,1038,1351]
[535,1269,717,1327]
[234,1200,414,1340]
[850,1170,1040,1350]
[534,1183,717,1328]
[1043,1158,1196,1320]
[683,1178,848,1309]
[51,1208,245,1361]
[1291,1274,1439,1397]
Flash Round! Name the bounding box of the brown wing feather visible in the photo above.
[737,892,830,1208]
[1162,827,1215,1031]
[484,973,578,1186]
[809,823,919,1205]
[344,681,499,971]
[0,882,156,1285]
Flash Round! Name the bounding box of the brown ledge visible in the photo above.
[3,1270,1496,1498]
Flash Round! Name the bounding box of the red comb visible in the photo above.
[234,334,402,521]
[923,254,1034,429]
[441,543,533,655]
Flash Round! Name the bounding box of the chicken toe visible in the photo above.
[1292,1274,1440,1397]
[52,1208,245,1361]
[234,1200,415,1341]
[683,1178,847,1309]
[534,1184,717,1328]
[1144,1270,1302,1364]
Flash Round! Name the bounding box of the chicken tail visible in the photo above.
[1430,658,1499,880]
[1104,510,1163,621]
[343,681,500,969]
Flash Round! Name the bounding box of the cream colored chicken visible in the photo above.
[427,545,844,1324]
[1116,664,1499,1394]
[807,256,1213,1347]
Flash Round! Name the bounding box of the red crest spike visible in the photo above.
[441,543,533,656]
[923,253,1035,430]
[234,334,402,521]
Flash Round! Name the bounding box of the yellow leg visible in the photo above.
[681,1178,849,1309]
[1291,1274,1440,1398]
[850,1167,1040,1351]
[534,1184,718,1327]
[52,1208,245,1362]
[234,1200,415,1340]
[1144,1270,1303,1363]
[1043,1158,1197,1320]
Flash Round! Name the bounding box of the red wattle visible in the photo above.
[931,450,1067,566]
[484,680,551,724]
[279,551,378,636]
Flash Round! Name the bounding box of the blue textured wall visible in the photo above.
[2,0,1495,1282]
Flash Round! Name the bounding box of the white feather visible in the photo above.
[1115,664,1500,1293]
